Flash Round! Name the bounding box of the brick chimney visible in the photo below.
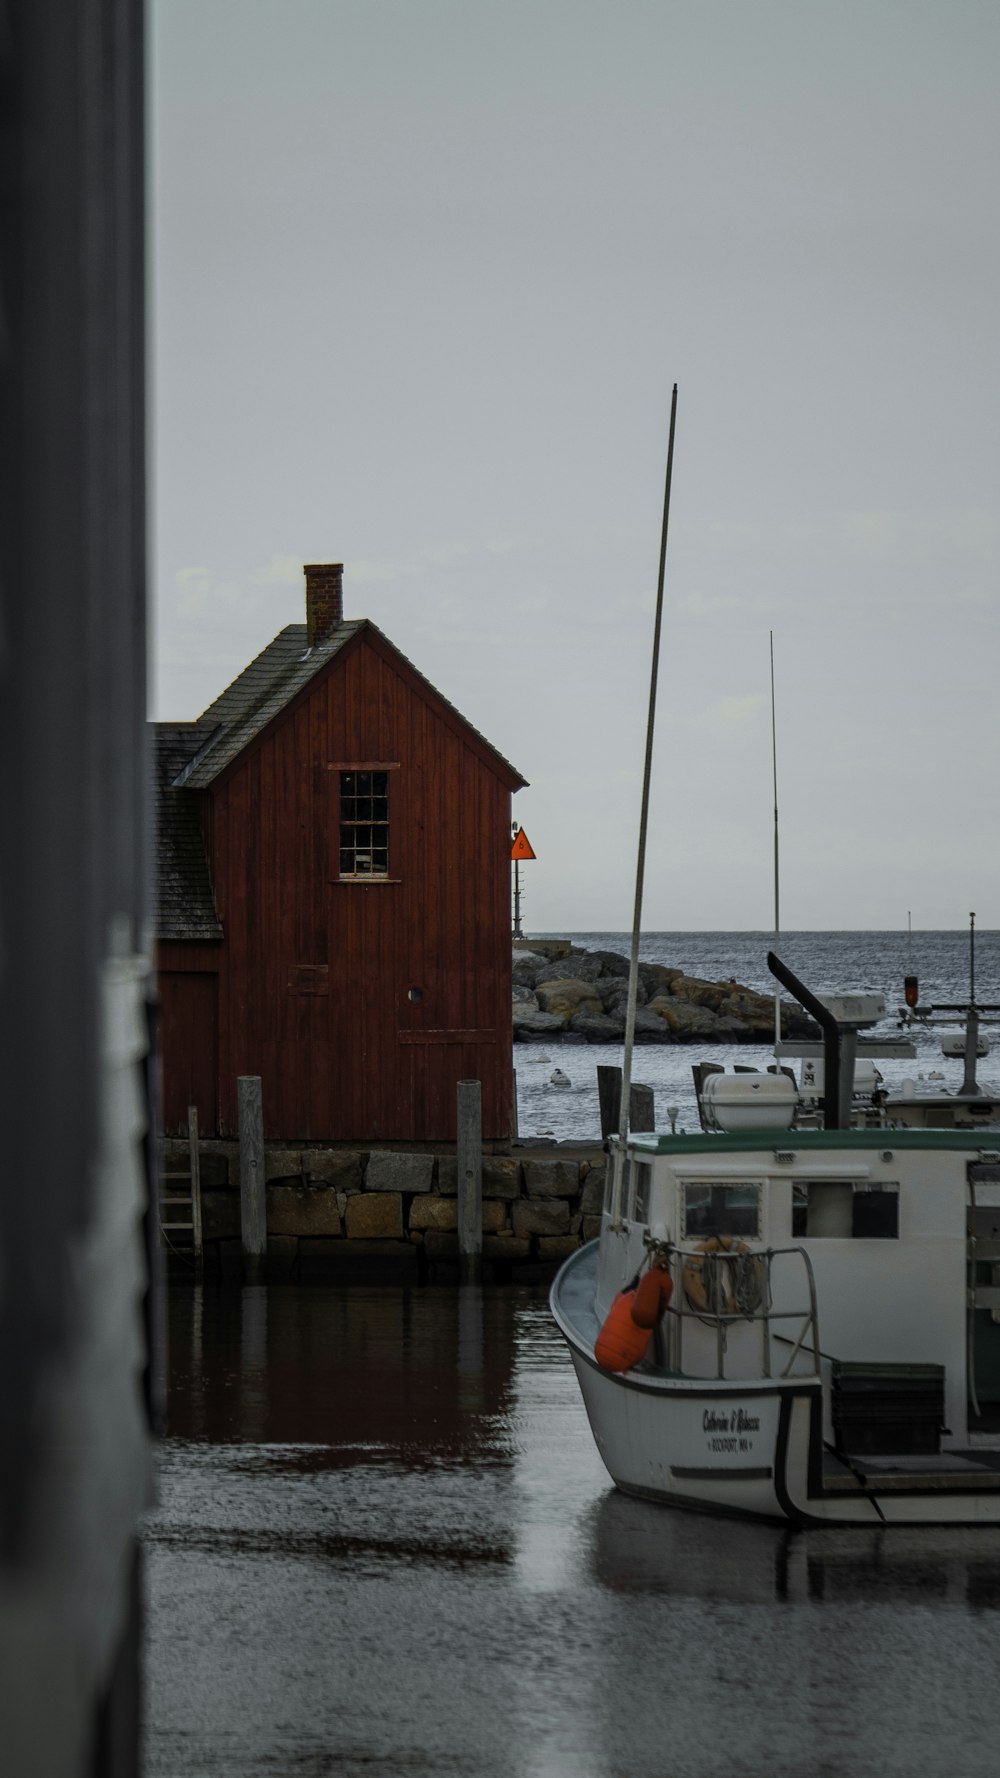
[303,562,344,647]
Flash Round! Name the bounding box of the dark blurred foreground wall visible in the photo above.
[0,3,156,1773]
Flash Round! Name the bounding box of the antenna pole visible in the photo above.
[962,911,980,1096]
[770,631,780,1056]
[618,384,678,1174]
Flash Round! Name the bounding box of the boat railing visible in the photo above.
[660,1241,821,1383]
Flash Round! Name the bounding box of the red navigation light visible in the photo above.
[904,974,919,1009]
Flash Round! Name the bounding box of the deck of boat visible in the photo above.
[551,1239,601,1351]
[822,1447,1000,1491]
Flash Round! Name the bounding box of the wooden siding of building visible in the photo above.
[157,946,220,1135]
[165,630,517,1141]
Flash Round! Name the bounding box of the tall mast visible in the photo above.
[962,910,980,1097]
[618,384,679,1169]
[770,631,780,1056]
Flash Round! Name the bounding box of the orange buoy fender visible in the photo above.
[630,1266,674,1329]
[595,1288,652,1373]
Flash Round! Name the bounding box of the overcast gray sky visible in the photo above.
[151,0,999,931]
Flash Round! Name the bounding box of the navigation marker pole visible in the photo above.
[510,825,536,940]
[616,383,678,1226]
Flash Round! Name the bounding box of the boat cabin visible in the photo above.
[597,1127,1000,1456]
[552,954,1000,1522]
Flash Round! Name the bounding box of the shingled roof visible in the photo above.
[176,617,525,791]
[153,725,224,941]
[155,605,526,942]
[177,620,363,791]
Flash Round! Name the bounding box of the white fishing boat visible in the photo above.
[551,960,1000,1524]
[551,390,1000,1523]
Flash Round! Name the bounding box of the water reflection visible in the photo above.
[591,1488,1000,1610]
[591,1490,796,1601]
[166,1282,516,1465]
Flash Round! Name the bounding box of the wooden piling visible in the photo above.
[188,1104,203,1275]
[238,1075,266,1282]
[598,1066,656,1137]
[457,1080,483,1284]
[630,1082,655,1132]
[597,1065,621,1140]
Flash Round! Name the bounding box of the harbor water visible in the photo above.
[144,929,1000,1776]
[146,1281,1000,1777]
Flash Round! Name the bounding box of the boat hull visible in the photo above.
[569,1345,813,1521]
[553,1242,1000,1526]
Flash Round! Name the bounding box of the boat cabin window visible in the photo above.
[629,1162,652,1223]
[792,1181,899,1239]
[682,1182,761,1241]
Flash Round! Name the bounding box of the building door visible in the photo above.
[159,972,219,1135]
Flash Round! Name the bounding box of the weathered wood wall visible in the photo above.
[158,954,219,1134]
[161,629,518,1141]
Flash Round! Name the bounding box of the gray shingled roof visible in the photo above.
[177,621,363,790]
[153,725,224,941]
[154,613,526,942]
[177,617,525,791]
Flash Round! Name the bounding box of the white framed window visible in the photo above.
[339,769,389,876]
[681,1181,762,1241]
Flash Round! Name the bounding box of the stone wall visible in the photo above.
[162,1139,607,1283]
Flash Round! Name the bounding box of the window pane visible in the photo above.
[852,1190,899,1239]
[633,1162,651,1222]
[339,769,390,875]
[683,1182,761,1240]
[603,1166,615,1216]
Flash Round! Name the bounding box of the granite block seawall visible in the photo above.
[163,1139,606,1283]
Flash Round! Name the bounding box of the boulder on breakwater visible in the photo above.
[512,939,818,1046]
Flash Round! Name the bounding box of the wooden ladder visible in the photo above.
[160,1104,204,1269]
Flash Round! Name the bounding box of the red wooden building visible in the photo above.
[154,563,526,1142]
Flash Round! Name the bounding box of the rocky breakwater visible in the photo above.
[512,939,818,1045]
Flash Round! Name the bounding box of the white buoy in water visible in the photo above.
[549,1068,571,1089]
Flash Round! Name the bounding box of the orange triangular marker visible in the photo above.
[511,828,536,861]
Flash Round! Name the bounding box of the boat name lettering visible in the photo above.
[702,1407,760,1435]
